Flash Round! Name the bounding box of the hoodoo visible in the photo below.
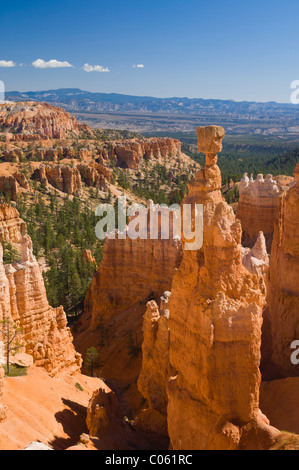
[166,126,279,450]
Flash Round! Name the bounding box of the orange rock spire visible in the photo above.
[166,125,278,450]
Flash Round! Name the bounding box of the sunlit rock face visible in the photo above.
[265,162,299,378]
[0,204,82,376]
[0,101,86,141]
[167,126,279,450]
[0,365,6,422]
[98,137,183,169]
[136,294,173,442]
[237,173,281,249]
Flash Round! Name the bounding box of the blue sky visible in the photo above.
[0,0,298,102]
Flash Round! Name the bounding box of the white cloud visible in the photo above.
[32,59,73,69]
[133,64,145,68]
[0,60,16,68]
[83,63,110,73]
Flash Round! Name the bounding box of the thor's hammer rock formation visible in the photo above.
[166,126,279,450]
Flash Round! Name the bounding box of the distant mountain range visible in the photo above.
[6,88,299,136]
[6,88,299,117]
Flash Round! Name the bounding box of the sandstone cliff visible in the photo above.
[265,162,299,378]
[167,126,279,450]
[32,162,111,195]
[32,164,82,195]
[136,294,173,442]
[237,173,282,249]
[0,176,19,202]
[77,163,110,192]
[0,204,26,243]
[98,137,183,169]
[242,231,269,294]
[0,205,81,376]
[75,203,183,411]
[0,102,89,141]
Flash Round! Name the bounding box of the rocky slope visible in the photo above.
[0,204,81,376]
[166,126,279,450]
[0,366,121,450]
[0,102,89,141]
[0,204,26,243]
[265,162,299,378]
[0,365,6,422]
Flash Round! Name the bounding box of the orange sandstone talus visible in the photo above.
[0,205,81,376]
[266,163,299,378]
[167,126,279,450]
[0,365,6,422]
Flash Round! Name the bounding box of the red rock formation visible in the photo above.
[33,164,82,195]
[75,203,183,413]
[98,137,182,169]
[1,147,23,163]
[0,102,90,141]
[77,163,108,192]
[81,249,97,265]
[136,294,173,442]
[13,172,29,190]
[85,204,182,330]
[87,387,125,438]
[265,162,299,378]
[0,204,26,243]
[242,231,269,294]
[167,126,279,450]
[0,206,82,376]
[0,176,19,202]
[89,162,112,182]
[237,173,282,248]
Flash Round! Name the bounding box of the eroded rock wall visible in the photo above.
[136,294,173,440]
[266,163,299,378]
[0,102,88,141]
[237,173,282,248]
[0,205,81,376]
[98,137,182,169]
